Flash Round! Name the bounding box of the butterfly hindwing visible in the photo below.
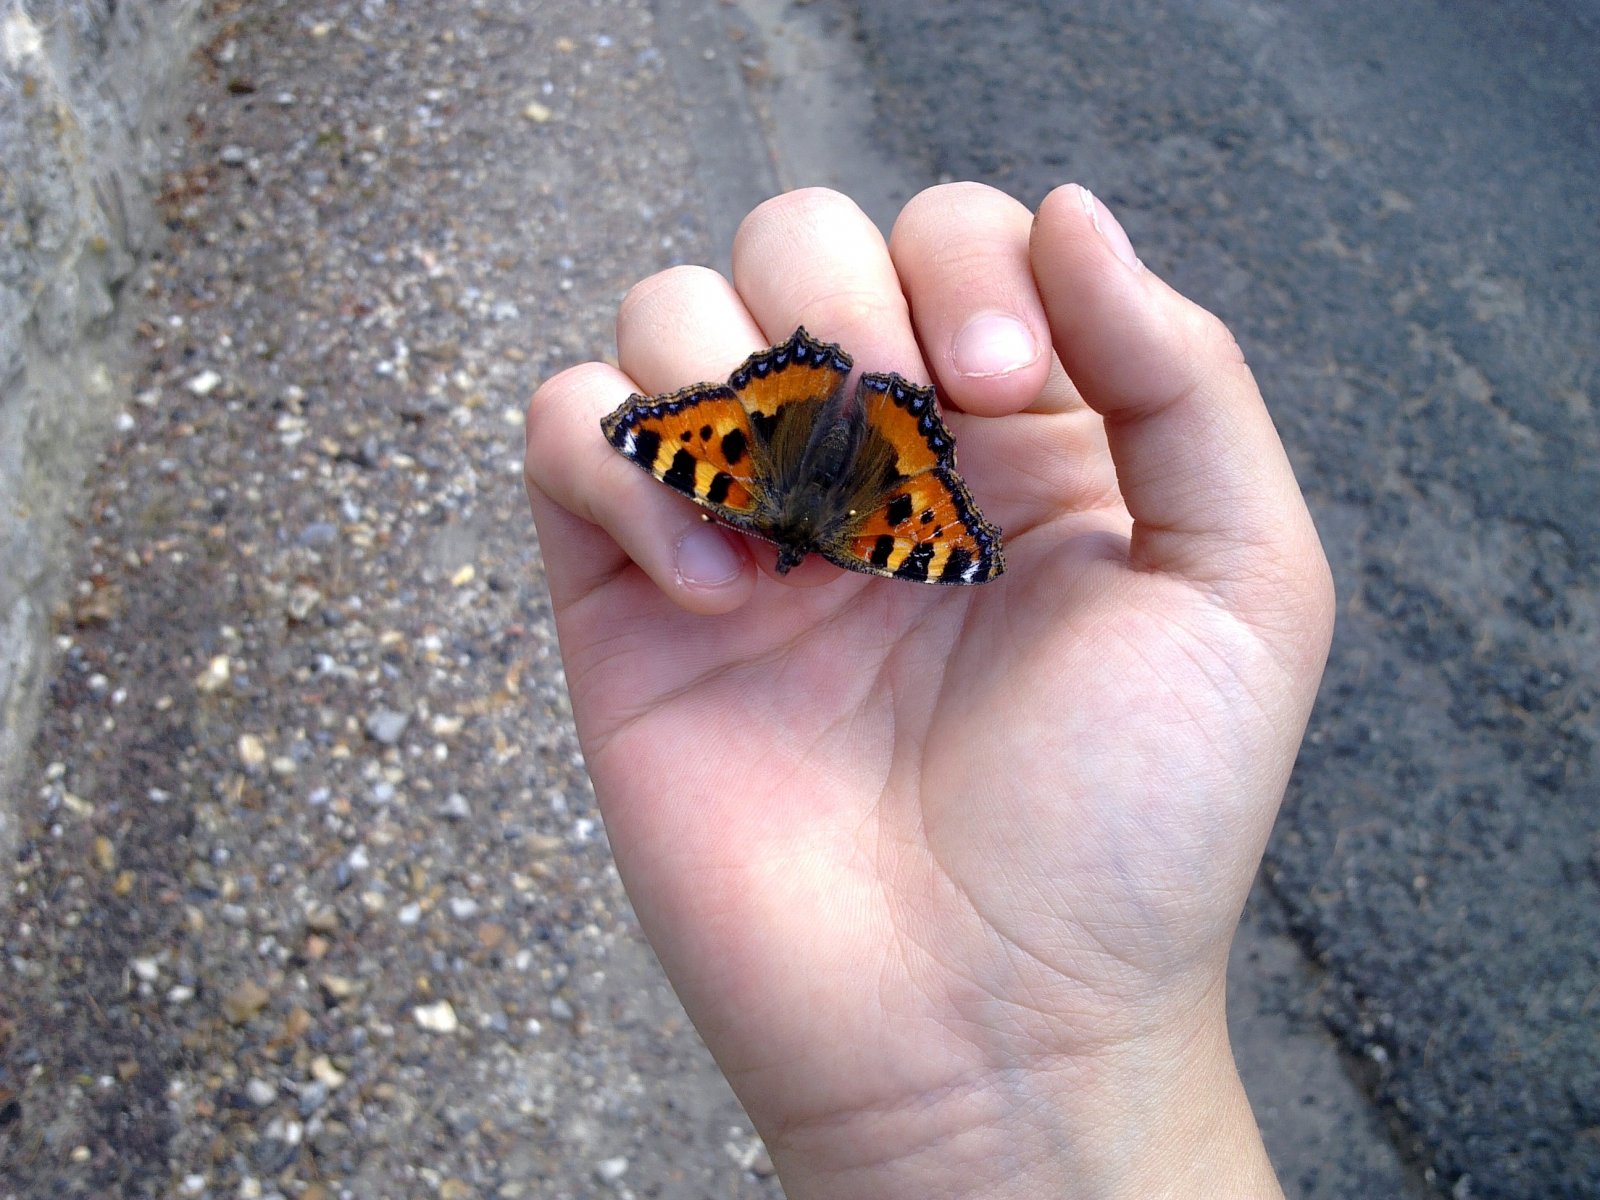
[825,466,1004,585]
[600,383,763,520]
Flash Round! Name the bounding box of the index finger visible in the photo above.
[524,361,758,614]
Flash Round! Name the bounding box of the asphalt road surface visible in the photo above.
[720,1,1600,1196]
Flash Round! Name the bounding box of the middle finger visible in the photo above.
[732,188,925,387]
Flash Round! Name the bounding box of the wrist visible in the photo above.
[765,1007,1282,1200]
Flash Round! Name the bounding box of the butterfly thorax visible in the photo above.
[765,411,864,573]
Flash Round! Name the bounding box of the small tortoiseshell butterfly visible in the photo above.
[601,327,1004,584]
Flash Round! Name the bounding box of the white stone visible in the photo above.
[413,1000,459,1033]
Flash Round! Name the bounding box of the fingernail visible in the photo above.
[675,522,743,587]
[951,312,1039,378]
[1076,184,1141,271]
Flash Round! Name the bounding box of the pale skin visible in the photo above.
[523,183,1334,1198]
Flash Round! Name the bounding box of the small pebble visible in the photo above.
[237,733,266,766]
[365,708,410,745]
[298,1079,329,1116]
[414,1000,459,1033]
[194,655,231,693]
[185,370,221,395]
[309,1054,346,1087]
[222,980,271,1025]
[297,521,338,547]
[286,583,322,621]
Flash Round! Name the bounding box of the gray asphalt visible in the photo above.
[720,1,1598,1197]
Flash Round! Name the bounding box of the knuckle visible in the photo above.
[899,179,1001,224]
[528,361,604,417]
[739,187,862,246]
[618,265,723,329]
[524,363,610,456]
[1188,304,1248,369]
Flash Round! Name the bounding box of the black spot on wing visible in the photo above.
[707,472,733,505]
[939,545,975,583]
[885,494,914,526]
[895,543,934,581]
[869,535,895,569]
[721,428,747,465]
[663,448,697,493]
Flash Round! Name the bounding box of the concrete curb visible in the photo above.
[0,0,203,874]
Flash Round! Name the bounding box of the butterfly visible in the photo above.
[600,327,1004,584]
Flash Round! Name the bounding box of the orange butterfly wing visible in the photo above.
[726,328,853,452]
[820,372,1005,585]
[600,383,763,520]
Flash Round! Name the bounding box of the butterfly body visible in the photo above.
[601,328,1004,585]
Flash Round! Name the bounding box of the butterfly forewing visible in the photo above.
[728,329,853,452]
[855,372,950,478]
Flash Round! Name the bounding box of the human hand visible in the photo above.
[523,184,1332,1199]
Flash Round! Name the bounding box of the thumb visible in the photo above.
[1030,185,1333,650]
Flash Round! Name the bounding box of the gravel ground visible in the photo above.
[0,1,783,1196]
